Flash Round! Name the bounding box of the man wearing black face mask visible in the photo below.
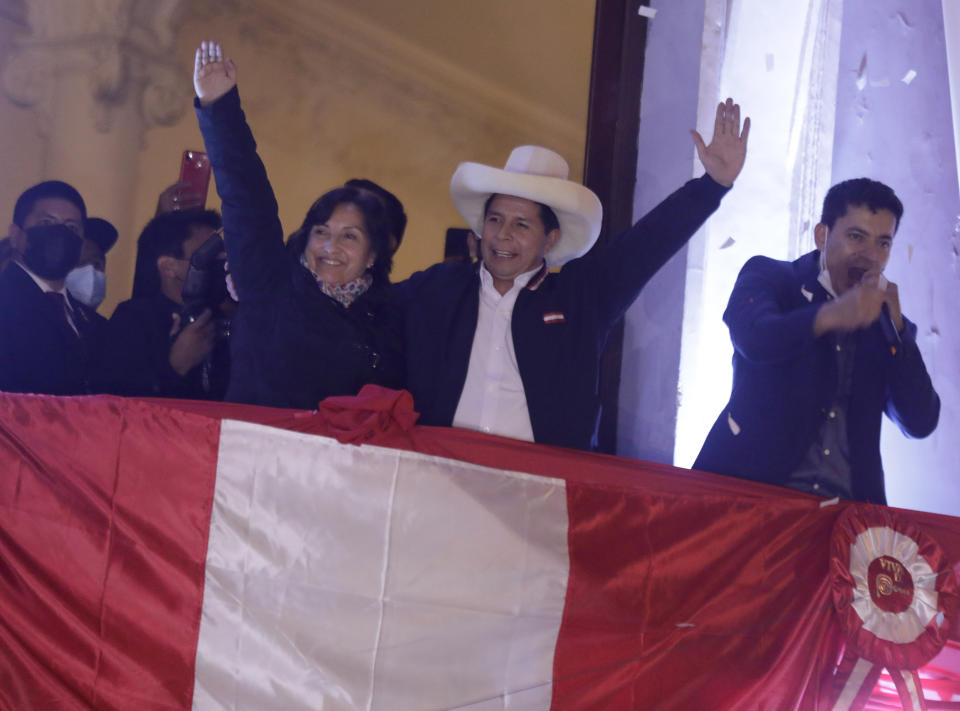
[0,180,105,395]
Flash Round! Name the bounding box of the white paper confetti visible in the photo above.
[908,243,914,261]
[902,69,917,84]
[638,5,657,18]
[870,78,890,88]
[765,54,775,72]
[819,497,840,508]
[719,236,736,249]
[856,53,868,91]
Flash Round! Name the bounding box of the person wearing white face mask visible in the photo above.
[66,217,117,310]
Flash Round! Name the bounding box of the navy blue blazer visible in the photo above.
[693,250,940,503]
[0,263,104,395]
[395,175,729,451]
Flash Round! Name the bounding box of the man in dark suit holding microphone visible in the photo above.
[694,178,939,504]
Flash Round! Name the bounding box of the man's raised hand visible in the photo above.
[194,40,237,106]
[691,98,751,188]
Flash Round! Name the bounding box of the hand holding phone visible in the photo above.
[175,150,212,210]
[156,182,194,214]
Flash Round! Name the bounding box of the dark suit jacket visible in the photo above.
[97,295,229,400]
[693,250,940,503]
[395,175,730,451]
[0,263,104,395]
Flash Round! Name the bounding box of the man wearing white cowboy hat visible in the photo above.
[396,98,750,450]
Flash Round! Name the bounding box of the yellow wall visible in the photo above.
[0,12,44,232]
[0,0,594,316]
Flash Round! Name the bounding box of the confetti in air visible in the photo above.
[953,217,960,275]
[856,53,868,91]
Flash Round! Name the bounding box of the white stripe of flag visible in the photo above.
[192,420,570,710]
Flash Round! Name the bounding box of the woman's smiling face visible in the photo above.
[303,203,376,286]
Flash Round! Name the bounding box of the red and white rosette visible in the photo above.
[829,505,959,711]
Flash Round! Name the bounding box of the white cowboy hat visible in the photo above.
[449,146,603,267]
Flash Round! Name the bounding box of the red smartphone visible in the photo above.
[179,150,212,209]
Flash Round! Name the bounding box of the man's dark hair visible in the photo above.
[820,178,904,232]
[483,193,560,234]
[85,217,119,253]
[345,178,407,248]
[286,186,393,286]
[13,180,87,226]
[132,209,222,298]
[444,227,474,260]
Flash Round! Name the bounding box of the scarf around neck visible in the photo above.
[300,253,373,308]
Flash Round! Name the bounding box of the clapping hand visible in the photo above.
[194,40,237,106]
[691,98,751,188]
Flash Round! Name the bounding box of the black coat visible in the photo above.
[0,263,105,395]
[97,295,228,400]
[395,175,729,451]
[693,250,940,503]
[195,88,403,410]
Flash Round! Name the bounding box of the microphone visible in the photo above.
[878,302,901,355]
[873,273,900,355]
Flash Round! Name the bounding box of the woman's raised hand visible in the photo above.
[194,40,237,106]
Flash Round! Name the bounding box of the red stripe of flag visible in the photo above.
[0,395,218,710]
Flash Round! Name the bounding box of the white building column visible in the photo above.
[943,0,960,201]
[674,0,844,466]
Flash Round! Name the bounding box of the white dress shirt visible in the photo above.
[452,263,541,441]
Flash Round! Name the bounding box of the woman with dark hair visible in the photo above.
[193,41,403,409]
[99,209,229,400]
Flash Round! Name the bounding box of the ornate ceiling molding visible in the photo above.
[1,0,189,135]
[234,0,583,157]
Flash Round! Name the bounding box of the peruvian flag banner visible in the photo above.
[1,389,959,710]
